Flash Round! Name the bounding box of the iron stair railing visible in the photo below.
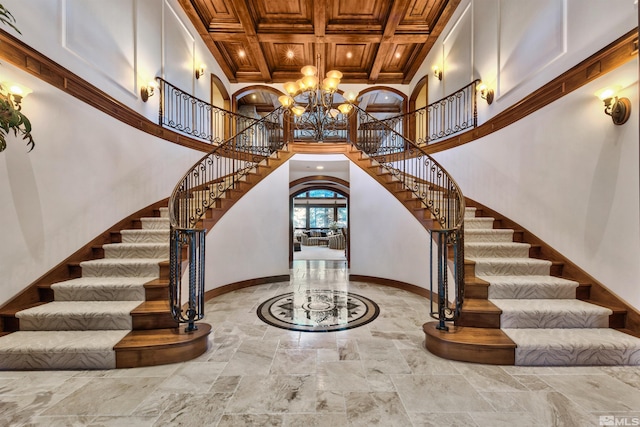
[168,107,286,331]
[157,77,258,144]
[353,106,466,330]
[375,79,480,145]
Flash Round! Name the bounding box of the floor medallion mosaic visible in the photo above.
[257,289,380,332]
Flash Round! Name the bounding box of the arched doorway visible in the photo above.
[289,175,350,266]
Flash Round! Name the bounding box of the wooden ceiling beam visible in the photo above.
[314,0,327,78]
[229,0,272,82]
[369,0,411,82]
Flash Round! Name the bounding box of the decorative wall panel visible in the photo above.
[498,0,566,96]
[62,0,136,94]
[442,3,472,98]
[163,1,196,92]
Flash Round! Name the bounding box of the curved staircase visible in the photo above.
[0,146,293,370]
[425,205,640,366]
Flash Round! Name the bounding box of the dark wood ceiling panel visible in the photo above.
[180,0,458,84]
[247,0,314,33]
[195,0,243,32]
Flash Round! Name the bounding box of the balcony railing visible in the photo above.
[157,77,256,144]
[377,79,480,145]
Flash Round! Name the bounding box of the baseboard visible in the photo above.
[204,275,291,300]
[348,274,436,301]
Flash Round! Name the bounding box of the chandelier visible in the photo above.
[278,56,358,142]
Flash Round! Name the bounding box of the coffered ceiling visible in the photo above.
[178,0,460,84]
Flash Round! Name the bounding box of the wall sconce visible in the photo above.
[432,65,442,81]
[1,83,30,111]
[477,82,494,105]
[598,88,631,125]
[195,63,206,80]
[141,80,158,102]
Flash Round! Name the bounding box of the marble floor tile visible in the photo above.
[217,413,283,426]
[225,375,316,414]
[42,377,165,416]
[316,360,370,392]
[540,374,640,412]
[4,261,640,426]
[270,348,317,375]
[392,374,494,413]
[408,412,479,427]
[344,391,412,426]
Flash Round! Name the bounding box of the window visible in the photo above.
[309,207,334,228]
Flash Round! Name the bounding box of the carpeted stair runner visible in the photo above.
[464,206,640,365]
[0,207,170,370]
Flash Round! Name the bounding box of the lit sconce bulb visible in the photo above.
[284,81,299,96]
[337,103,353,115]
[432,65,442,81]
[343,90,358,103]
[278,95,294,108]
[195,63,206,79]
[291,105,306,116]
[476,81,494,105]
[302,75,318,89]
[141,79,158,102]
[301,65,317,77]
[326,70,343,80]
[596,87,631,125]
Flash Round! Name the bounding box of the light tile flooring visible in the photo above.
[2,260,640,426]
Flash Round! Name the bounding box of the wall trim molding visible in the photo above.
[424,28,638,154]
[0,29,212,153]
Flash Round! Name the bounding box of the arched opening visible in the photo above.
[289,175,350,266]
[231,85,285,118]
[356,86,408,138]
[210,74,230,111]
[409,76,428,144]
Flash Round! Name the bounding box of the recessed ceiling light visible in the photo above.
[251,94,257,100]
[385,96,389,100]
[286,50,295,59]
[346,52,353,59]
[238,49,246,58]
[395,52,401,59]
[316,166,324,170]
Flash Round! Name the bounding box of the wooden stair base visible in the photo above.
[423,322,516,365]
[115,323,211,368]
[456,299,502,328]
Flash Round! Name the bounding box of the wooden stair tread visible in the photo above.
[114,323,211,350]
[132,300,170,314]
[460,299,501,314]
[423,322,516,365]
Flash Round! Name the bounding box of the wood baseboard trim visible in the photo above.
[348,274,434,300]
[204,275,291,300]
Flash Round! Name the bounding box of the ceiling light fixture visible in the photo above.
[238,49,246,58]
[278,54,359,141]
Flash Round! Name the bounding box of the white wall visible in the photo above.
[2,0,230,122]
[349,162,431,288]
[0,62,203,305]
[433,60,640,309]
[204,162,290,290]
[412,0,638,121]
